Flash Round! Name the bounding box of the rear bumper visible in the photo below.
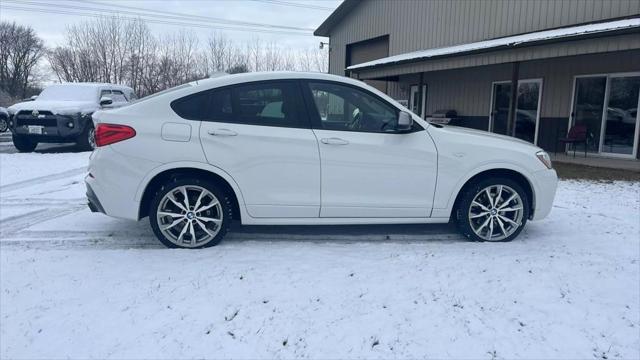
[531,168,558,221]
[86,182,105,214]
[86,146,160,221]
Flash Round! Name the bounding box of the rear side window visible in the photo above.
[170,82,305,128]
[232,82,300,127]
[171,89,232,121]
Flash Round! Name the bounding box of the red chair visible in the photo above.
[556,125,587,158]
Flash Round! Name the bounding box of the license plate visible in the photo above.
[28,125,43,134]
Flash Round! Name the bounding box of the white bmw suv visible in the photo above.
[86,72,557,249]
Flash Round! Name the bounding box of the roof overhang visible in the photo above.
[348,17,640,72]
[314,0,360,37]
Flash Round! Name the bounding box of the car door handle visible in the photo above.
[321,137,349,145]
[208,129,237,137]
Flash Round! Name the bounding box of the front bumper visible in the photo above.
[531,168,558,221]
[10,113,90,141]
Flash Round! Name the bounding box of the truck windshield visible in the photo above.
[37,85,98,102]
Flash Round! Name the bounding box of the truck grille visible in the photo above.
[15,110,57,126]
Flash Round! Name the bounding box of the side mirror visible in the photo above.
[397,111,413,132]
[30,95,38,101]
[100,96,113,106]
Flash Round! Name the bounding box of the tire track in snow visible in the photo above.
[0,205,86,237]
[0,167,85,193]
[1,226,464,250]
[0,198,85,207]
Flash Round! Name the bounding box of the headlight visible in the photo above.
[536,151,553,169]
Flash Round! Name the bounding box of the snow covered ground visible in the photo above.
[1,152,639,359]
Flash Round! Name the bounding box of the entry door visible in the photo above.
[601,75,640,157]
[490,80,542,144]
[570,74,640,157]
[304,81,437,218]
[570,76,607,153]
[490,82,511,135]
[198,81,320,218]
[409,84,427,118]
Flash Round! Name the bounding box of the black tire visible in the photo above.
[455,177,530,242]
[76,122,95,151]
[149,177,232,249]
[12,134,37,152]
[0,118,7,132]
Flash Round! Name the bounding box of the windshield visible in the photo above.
[37,85,98,102]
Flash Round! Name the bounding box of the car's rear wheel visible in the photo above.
[12,134,37,152]
[455,177,529,242]
[77,123,95,151]
[149,177,232,249]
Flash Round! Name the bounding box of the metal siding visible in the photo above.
[355,33,640,79]
[390,49,639,118]
[326,0,640,75]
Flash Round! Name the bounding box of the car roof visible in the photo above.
[47,82,134,92]
[183,71,370,95]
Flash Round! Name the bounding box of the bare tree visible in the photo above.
[47,17,329,98]
[0,22,44,100]
[298,47,329,73]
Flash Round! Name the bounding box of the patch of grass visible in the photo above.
[554,162,640,181]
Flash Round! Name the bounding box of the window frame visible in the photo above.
[300,79,423,134]
[170,80,311,129]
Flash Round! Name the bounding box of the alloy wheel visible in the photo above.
[468,184,524,241]
[156,185,223,248]
[0,119,7,132]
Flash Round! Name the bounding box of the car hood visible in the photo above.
[7,100,98,116]
[431,124,542,152]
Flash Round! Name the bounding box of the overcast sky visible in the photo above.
[0,0,341,49]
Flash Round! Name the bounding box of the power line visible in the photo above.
[0,5,315,36]
[250,0,334,11]
[78,0,317,31]
[1,0,315,32]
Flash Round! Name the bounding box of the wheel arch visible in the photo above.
[449,168,535,220]
[137,163,246,222]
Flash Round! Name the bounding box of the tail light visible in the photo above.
[95,123,136,147]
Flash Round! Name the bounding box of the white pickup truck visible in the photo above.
[7,83,136,152]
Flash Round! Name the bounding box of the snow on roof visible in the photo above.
[347,17,640,71]
[50,82,134,91]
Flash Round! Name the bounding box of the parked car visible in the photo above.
[0,107,8,132]
[7,83,136,152]
[86,72,558,249]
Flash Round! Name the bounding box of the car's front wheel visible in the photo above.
[0,117,8,132]
[12,134,37,152]
[455,177,529,242]
[149,177,232,249]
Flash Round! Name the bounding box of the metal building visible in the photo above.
[315,0,640,160]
